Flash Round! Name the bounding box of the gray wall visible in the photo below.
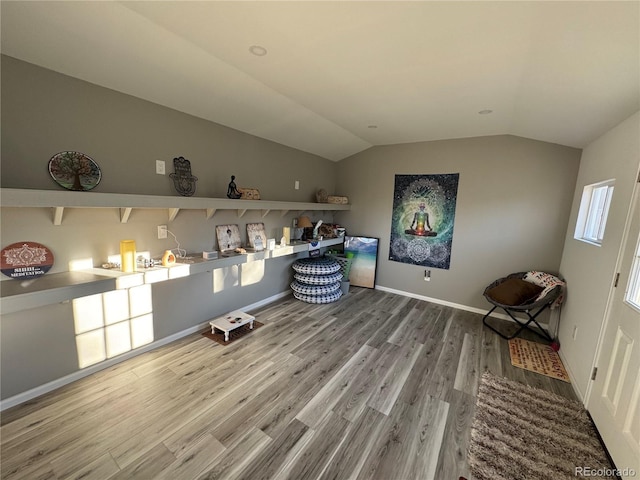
[1,55,337,200]
[0,55,337,400]
[334,135,582,311]
[558,111,640,399]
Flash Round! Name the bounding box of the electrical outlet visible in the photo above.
[572,325,578,340]
[156,160,165,175]
[157,225,167,239]
[294,180,300,190]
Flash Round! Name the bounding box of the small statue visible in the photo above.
[227,175,241,199]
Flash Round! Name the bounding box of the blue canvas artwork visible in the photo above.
[344,236,379,288]
[389,173,460,269]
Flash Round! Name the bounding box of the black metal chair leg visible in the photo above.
[483,305,554,342]
[483,306,518,340]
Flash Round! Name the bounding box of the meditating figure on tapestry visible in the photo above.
[405,202,437,237]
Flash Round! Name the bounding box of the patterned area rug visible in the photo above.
[201,321,264,346]
[509,337,570,382]
[469,372,615,480]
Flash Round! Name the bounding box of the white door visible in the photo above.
[588,186,640,480]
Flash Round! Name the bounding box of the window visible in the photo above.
[626,233,640,311]
[575,179,615,246]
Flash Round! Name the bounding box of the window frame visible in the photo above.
[574,179,615,247]
[626,233,640,312]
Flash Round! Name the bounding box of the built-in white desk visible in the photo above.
[0,237,344,315]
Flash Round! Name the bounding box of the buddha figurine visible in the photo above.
[227,175,242,199]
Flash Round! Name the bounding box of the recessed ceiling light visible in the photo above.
[367,125,378,129]
[478,109,493,115]
[249,45,268,56]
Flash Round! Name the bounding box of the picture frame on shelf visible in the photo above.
[246,222,267,250]
[216,224,241,252]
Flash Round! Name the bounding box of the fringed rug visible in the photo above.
[469,372,615,480]
[509,337,570,382]
[201,321,264,346]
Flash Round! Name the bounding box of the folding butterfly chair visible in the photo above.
[482,271,564,342]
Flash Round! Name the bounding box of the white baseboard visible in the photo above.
[0,290,292,412]
[558,349,585,403]
[374,285,517,322]
[243,290,291,312]
[374,284,552,331]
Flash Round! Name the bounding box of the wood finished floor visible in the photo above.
[0,287,577,480]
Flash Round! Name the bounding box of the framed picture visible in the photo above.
[344,236,379,288]
[216,224,241,252]
[246,222,267,250]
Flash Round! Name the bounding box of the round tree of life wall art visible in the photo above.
[48,151,102,191]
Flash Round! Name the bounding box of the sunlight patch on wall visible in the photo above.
[73,293,103,334]
[213,265,239,293]
[144,268,168,284]
[117,273,144,289]
[68,258,94,271]
[106,322,131,358]
[129,284,152,317]
[103,290,129,324]
[241,260,265,287]
[76,330,107,369]
[72,282,154,368]
[169,264,190,279]
[131,314,154,348]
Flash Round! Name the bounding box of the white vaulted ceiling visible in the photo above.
[2,1,638,161]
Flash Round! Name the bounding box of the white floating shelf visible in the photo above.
[1,189,350,225]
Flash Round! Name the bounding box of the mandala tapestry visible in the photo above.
[389,173,459,269]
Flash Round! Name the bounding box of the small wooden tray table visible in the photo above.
[209,310,255,342]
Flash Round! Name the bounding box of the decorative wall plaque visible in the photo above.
[1,242,54,279]
[48,151,101,191]
[169,156,198,196]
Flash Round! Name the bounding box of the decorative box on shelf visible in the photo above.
[238,188,260,200]
[327,195,349,204]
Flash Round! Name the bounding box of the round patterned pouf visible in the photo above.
[293,289,342,304]
[291,257,343,303]
[291,280,341,296]
[292,257,341,275]
[294,271,343,285]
